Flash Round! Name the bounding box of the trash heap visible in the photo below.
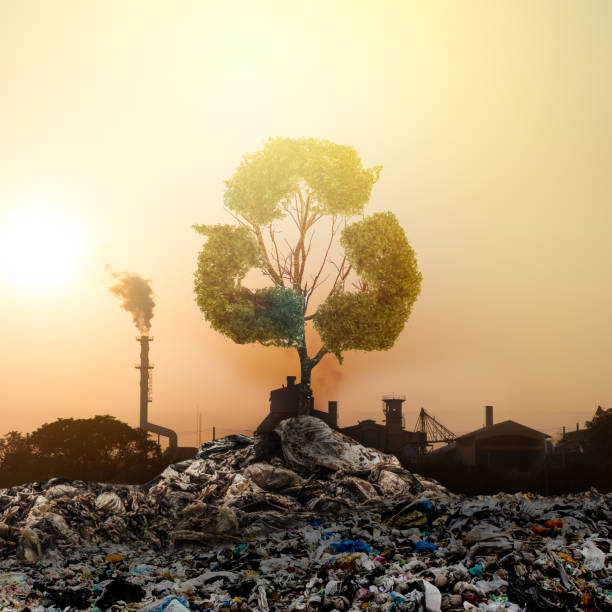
[0,416,610,611]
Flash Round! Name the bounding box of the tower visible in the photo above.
[135,335,178,449]
[136,335,154,430]
[382,394,406,454]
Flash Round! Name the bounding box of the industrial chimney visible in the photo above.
[328,401,338,429]
[136,335,177,448]
[485,405,494,428]
[137,336,152,430]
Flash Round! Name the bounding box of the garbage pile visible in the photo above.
[0,415,610,611]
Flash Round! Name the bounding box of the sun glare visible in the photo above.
[0,204,85,291]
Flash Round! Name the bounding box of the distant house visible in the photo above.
[255,376,337,435]
[340,396,426,465]
[451,406,550,470]
[556,425,588,456]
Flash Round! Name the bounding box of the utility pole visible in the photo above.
[196,406,203,447]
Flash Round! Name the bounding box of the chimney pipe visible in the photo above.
[137,335,178,448]
[485,405,493,428]
[328,401,338,429]
[138,336,151,430]
[287,376,296,387]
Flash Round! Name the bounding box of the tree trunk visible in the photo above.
[296,340,328,415]
[297,344,313,415]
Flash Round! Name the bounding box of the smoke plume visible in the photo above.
[108,267,155,333]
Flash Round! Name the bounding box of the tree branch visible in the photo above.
[223,208,284,286]
[326,255,348,299]
[293,190,306,289]
[303,285,314,315]
[310,216,337,299]
[251,222,284,287]
[304,230,315,261]
[297,189,308,225]
[296,191,321,291]
[341,263,352,281]
[311,273,329,293]
[305,212,323,231]
[281,251,293,281]
[285,198,300,230]
[268,224,285,280]
[223,207,249,229]
[312,345,329,367]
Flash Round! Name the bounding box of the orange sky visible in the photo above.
[1,1,611,446]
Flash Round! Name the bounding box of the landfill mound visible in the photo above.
[0,416,609,611]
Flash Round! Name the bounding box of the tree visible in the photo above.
[0,431,39,485]
[194,138,422,412]
[585,407,612,463]
[0,416,164,486]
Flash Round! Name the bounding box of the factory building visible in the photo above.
[255,381,425,465]
[255,376,338,435]
[440,406,550,470]
[340,396,426,465]
[135,335,197,461]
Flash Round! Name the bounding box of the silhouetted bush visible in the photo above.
[0,415,172,487]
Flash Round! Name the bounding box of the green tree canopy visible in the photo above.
[223,137,381,225]
[194,137,422,411]
[314,212,421,361]
[193,224,304,346]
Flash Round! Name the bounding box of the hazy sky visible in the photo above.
[1,1,611,447]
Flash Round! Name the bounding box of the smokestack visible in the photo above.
[485,405,493,428]
[287,376,296,387]
[111,269,178,449]
[137,335,152,430]
[135,335,177,448]
[328,401,338,429]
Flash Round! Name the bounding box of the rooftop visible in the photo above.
[456,420,550,441]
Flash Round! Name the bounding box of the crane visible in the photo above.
[414,407,456,448]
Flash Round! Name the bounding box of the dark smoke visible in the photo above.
[108,267,155,333]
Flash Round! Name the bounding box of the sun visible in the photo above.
[0,204,85,291]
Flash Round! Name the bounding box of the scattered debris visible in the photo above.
[0,416,609,610]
